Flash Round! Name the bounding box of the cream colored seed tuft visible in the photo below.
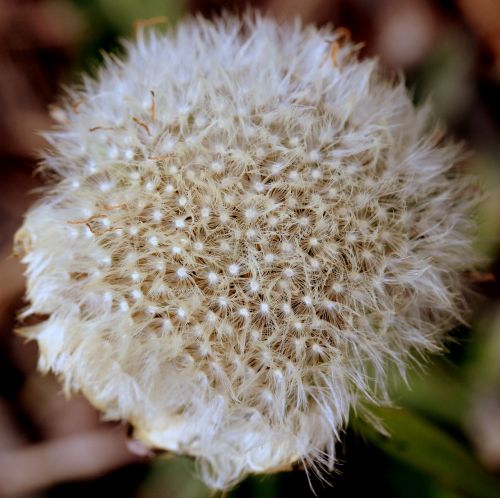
[16,13,479,492]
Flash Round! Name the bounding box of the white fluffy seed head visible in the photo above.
[176,267,188,279]
[207,271,218,285]
[228,263,240,276]
[15,13,479,491]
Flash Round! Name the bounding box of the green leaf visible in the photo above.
[96,0,185,34]
[248,474,279,498]
[140,457,210,498]
[353,406,500,498]
[392,366,470,427]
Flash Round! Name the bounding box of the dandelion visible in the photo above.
[15,13,479,490]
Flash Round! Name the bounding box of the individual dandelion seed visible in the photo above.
[15,12,480,491]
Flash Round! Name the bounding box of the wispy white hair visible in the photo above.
[16,12,478,490]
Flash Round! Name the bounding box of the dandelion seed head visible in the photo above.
[16,13,479,492]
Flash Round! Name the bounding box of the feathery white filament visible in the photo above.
[16,13,478,491]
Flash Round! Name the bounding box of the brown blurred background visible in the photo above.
[0,1,499,497]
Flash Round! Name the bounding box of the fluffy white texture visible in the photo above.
[16,14,478,489]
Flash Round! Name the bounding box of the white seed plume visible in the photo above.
[15,14,478,490]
